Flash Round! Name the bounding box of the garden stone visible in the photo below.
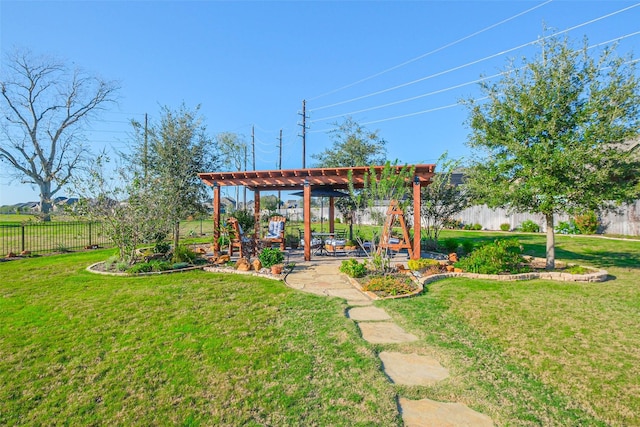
[379,352,449,385]
[399,397,494,427]
[347,306,391,321]
[357,322,418,344]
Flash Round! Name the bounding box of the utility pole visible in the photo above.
[251,125,255,171]
[243,144,247,208]
[298,100,308,168]
[278,129,282,213]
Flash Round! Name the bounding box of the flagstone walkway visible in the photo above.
[284,257,494,426]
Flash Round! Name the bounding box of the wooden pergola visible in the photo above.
[198,164,436,261]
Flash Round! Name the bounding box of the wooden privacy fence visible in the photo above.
[0,221,111,255]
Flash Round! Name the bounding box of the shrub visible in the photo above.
[461,240,474,255]
[171,262,190,270]
[500,223,511,231]
[555,220,580,235]
[519,220,540,233]
[443,218,463,229]
[407,258,439,271]
[258,247,284,268]
[230,209,256,233]
[454,238,531,274]
[149,260,172,272]
[339,259,367,278]
[472,223,482,230]
[128,263,153,274]
[172,245,197,264]
[442,238,459,253]
[154,241,171,254]
[574,211,599,235]
[362,275,416,296]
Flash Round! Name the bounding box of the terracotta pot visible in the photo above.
[271,264,283,275]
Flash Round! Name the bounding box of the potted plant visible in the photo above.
[258,247,284,268]
[270,263,284,275]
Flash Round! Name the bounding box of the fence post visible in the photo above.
[21,224,25,253]
[89,222,93,247]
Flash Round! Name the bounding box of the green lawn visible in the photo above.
[380,231,640,426]
[0,251,399,426]
[1,232,639,426]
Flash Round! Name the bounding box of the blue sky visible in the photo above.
[1,0,639,205]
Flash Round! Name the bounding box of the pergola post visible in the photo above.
[329,197,335,233]
[254,190,261,239]
[303,180,311,261]
[412,176,421,260]
[213,183,221,255]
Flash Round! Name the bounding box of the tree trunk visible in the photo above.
[173,221,180,258]
[39,182,52,222]
[545,213,555,270]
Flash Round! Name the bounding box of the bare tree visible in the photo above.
[0,49,119,220]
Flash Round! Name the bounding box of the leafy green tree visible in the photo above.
[465,34,640,269]
[313,117,388,239]
[216,132,247,210]
[312,117,387,167]
[0,49,119,221]
[132,104,217,253]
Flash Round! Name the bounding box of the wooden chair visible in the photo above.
[262,215,286,251]
[227,217,254,258]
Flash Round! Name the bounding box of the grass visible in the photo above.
[0,250,399,426]
[378,231,640,426]
[2,229,639,425]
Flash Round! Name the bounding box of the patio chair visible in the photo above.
[227,217,254,258]
[325,230,348,256]
[262,215,286,251]
[298,229,323,253]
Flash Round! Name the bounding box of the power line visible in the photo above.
[307,0,554,102]
[309,2,640,113]
[310,29,640,124]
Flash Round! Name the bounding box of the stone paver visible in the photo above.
[379,352,449,386]
[357,321,418,344]
[283,252,493,427]
[399,398,494,427]
[347,306,391,321]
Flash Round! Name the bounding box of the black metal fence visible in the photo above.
[0,221,112,255]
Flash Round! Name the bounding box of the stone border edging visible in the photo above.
[343,264,608,300]
[204,265,284,281]
[86,261,206,277]
[344,273,424,301]
[420,267,609,284]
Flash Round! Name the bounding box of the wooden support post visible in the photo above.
[304,181,311,261]
[412,176,421,260]
[213,183,221,255]
[329,197,335,234]
[254,189,261,241]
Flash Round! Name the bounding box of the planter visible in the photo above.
[271,264,284,275]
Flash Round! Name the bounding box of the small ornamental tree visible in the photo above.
[348,161,415,273]
[72,154,169,264]
[412,153,469,248]
[130,104,217,252]
[464,34,640,269]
